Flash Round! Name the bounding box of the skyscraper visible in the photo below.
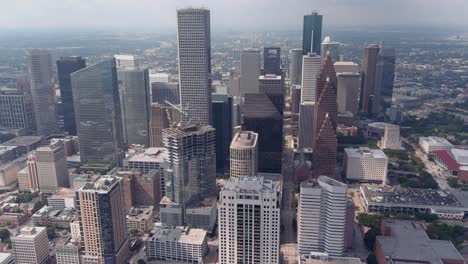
[161,125,216,226]
[298,101,315,149]
[34,141,69,193]
[376,48,396,113]
[290,85,301,114]
[218,177,281,264]
[212,94,233,174]
[301,53,322,103]
[56,56,86,136]
[114,54,136,69]
[151,82,180,105]
[71,59,125,166]
[28,49,58,135]
[230,131,258,178]
[0,92,36,134]
[259,74,285,115]
[117,68,150,146]
[321,36,341,62]
[337,72,360,115]
[289,48,303,85]
[360,44,380,114]
[11,226,49,264]
[298,176,348,256]
[263,47,281,75]
[77,176,130,264]
[240,49,261,96]
[177,8,212,125]
[149,103,181,148]
[303,12,323,55]
[313,54,338,178]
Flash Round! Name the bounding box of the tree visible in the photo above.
[447,178,460,188]
[0,229,10,243]
[129,228,140,237]
[367,253,378,264]
[364,228,379,251]
[137,260,146,264]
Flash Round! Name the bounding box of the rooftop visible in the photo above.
[259,74,282,80]
[48,188,76,199]
[127,206,154,221]
[361,186,464,208]
[15,226,46,237]
[3,136,42,146]
[163,124,215,138]
[345,147,387,159]
[420,136,454,147]
[0,145,16,155]
[125,147,167,163]
[79,175,120,193]
[368,122,397,130]
[146,225,207,245]
[230,131,258,149]
[223,176,280,194]
[334,62,358,66]
[0,253,12,262]
[33,206,76,221]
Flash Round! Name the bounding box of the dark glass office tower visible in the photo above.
[212,94,233,174]
[263,47,281,75]
[360,44,380,114]
[303,12,323,55]
[379,48,396,112]
[241,93,283,173]
[71,59,125,166]
[57,56,86,135]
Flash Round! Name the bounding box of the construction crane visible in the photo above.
[164,100,192,127]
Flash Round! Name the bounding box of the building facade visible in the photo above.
[289,48,303,85]
[301,53,322,103]
[218,177,281,264]
[11,226,49,264]
[56,56,86,135]
[240,49,261,96]
[378,124,401,150]
[177,8,212,125]
[230,131,258,178]
[344,147,388,183]
[298,101,315,149]
[35,141,69,193]
[298,176,348,256]
[303,12,323,55]
[0,92,36,134]
[212,94,232,174]
[337,72,360,115]
[263,47,281,75]
[71,59,125,166]
[151,82,179,105]
[360,44,380,114]
[259,74,285,115]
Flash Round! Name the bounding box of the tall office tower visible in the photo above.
[212,94,233,174]
[11,226,49,264]
[378,124,401,150]
[360,44,380,114]
[240,49,261,96]
[28,49,58,135]
[114,54,136,69]
[177,8,212,125]
[218,177,281,264]
[78,176,130,264]
[0,92,36,134]
[337,72,360,115]
[263,47,281,75]
[71,59,125,166]
[56,56,86,135]
[241,94,282,173]
[303,12,323,55]
[149,103,181,148]
[298,101,315,149]
[151,82,180,105]
[298,176,348,256]
[34,141,68,193]
[259,74,285,115]
[301,53,322,103]
[376,48,396,113]
[321,36,340,62]
[117,68,150,146]
[313,55,338,177]
[161,125,216,225]
[289,48,303,85]
[230,131,258,178]
[291,85,301,114]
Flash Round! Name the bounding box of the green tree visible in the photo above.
[364,228,380,251]
[0,229,10,243]
[129,228,140,237]
[447,178,460,188]
[367,253,378,264]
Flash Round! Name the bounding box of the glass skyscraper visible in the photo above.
[303,12,323,55]
[71,59,125,166]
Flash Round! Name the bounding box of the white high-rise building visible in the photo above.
[177,8,212,125]
[218,177,281,264]
[35,141,69,193]
[11,226,49,264]
[321,37,341,62]
[379,124,401,150]
[240,49,261,96]
[344,147,388,184]
[298,176,347,256]
[230,131,258,178]
[28,49,58,135]
[114,54,136,69]
[301,53,321,103]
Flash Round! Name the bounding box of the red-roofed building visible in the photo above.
[433,149,468,181]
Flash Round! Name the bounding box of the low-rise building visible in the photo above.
[0,146,16,165]
[336,124,358,137]
[419,136,454,153]
[11,226,49,264]
[47,187,76,209]
[144,225,207,263]
[0,253,14,264]
[0,156,26,190]
[55,237,81,264]
[432,148,468,180]
[375,220,464,264]
[299,253,364,264]
[126,206,155,234]
[344,147,388,184]
[32,206,76,229]
[1,136,42,156]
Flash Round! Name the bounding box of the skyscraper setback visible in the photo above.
[28,49,58,135]
[303,12,323,55]
[56,56,86,136]
[71,59,125,166]
[177,8,212,125]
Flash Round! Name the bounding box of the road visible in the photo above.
[280,111,298,264]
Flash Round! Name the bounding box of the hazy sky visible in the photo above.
[2,0,468,31]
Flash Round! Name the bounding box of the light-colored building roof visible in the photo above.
[230,131,258,149]
[15,226,46,238]
[420,136,453,147]
[223,176,280,194]
[125,147,167,163]
[148,225,207,245]
[345,147,387,159]
[79,175,120,193]
[49,187,75,199]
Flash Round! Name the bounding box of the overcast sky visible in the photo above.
[2,0,468,31]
